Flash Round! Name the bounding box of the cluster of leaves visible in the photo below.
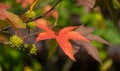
[0,0,111,62]
[1,0,120,71]
[0,46,42,71]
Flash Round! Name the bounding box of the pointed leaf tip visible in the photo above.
[56,37,76,61]
[35,19,51,31]
[0,3,11,19]
[76,41,102,63]
[65,31,90,42]
[59,26,78,34]
[36,32,55,42]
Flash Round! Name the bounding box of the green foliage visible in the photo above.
[0,46,42,71]
[81,12,103,26]
[9,35,37,55]
[112,0,120,9]
[47,39,58,59]
[93,20,120,45]
[80,11,120,45]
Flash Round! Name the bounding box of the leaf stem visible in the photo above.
[6,18,21,36]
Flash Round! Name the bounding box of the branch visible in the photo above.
[25,0,62,23]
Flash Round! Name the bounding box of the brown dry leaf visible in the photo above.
[72,25,111,63]
[75,25,110,45]
[85,34,111,45]
[43,5,58,19]
[75,25,94,36]
[76,0,96,12]
[5,11,26,28]
[0,3,11,19]
[72,44,81,54]
[76,0,95,8]
[73,40,102,63]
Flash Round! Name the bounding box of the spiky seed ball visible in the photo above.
[26,21,35,29]
[9,35,23,49]
[25,10,36,19]
[26,44,37,55]
[30,44,37,55]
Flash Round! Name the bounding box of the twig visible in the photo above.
[26,0,62,23]
[6,18,22,37]
[23,31,40,39]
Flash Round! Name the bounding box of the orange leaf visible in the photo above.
[36,32,56,42]
[16,0,34,8]
[0,3,11,19]
[58,26,89,42]
[65,31,90,42]
[59,26,77,34]
[36,22,89,61]
[35,19,52,32]
[4,11,26,28]
[43,5,59,19]
[56,37,76,61]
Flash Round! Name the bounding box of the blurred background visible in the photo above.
[0,0,120,71]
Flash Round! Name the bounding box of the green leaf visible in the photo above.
[47,39,58,59]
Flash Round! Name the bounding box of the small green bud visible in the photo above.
[30,44,37,55]
[26,44,37,55]
[9,35,23,49]
[20,10,36,23]
[25,10,36,19]
[26,21,36,29]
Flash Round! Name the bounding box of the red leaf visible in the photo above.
[56,37,76,61]
[58,26,90,42]
[59,26,77,34]
[43,5,59,19]
[36,32,55,42]
[0,3,11,19]
[35,19,52,32]
[36,22,89,61]
[65,31,90,42]
[16,0,33,8]
[0,4,25,29]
